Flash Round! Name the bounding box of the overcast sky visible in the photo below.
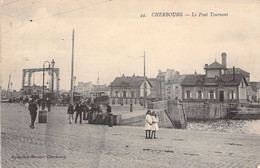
[1,0,260,91]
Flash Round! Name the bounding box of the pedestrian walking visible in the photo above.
[67,103,74,124]
[151,111,159,139]
[144,109,152,139]
[28,99,38,129]
[74,102,82,124]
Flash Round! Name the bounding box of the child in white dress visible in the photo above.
[144,110,152,139]
[151,111,159,139]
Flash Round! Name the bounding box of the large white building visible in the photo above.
[75,82,94,97]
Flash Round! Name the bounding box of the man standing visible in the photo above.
[82,102,89,120]
[28,99,38,129]
[67,103,74,124]
[19,96,23,105]
[106,103,113,127]
[46,98,51,112]
[74,102,82,124]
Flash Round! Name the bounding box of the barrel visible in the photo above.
[38,110,47,123]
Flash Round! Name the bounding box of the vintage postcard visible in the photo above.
[1,0,260,167]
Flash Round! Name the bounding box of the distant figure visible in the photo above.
[151,111,159,139]
[81,102,89,120]
[106,103,112,114]
[19,96,23,105]
[28,99,38,129]
[24,96,29,107]
[67,103,74,124]
[42,98,46,110]
[74,102,82,124]
[46,98,51,112]
[37,99,42,109]
[144,110,152,139]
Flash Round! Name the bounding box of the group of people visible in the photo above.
[67,101,110,124]
[67,101,90,124]
[20,96,51,112]
[144,109,159,139]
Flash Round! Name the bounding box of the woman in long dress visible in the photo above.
[144,110,152,139]
[151,111,159,139]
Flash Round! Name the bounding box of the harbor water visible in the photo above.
[187,119,260,135]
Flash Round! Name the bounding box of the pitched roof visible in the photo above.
[148,78,157,88]
[205,61,225,69]
[250,82,260,92]
[181,74,247,86]
[109,76,152,88]
[226,68,250,76]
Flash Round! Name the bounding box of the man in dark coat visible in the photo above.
[67,103,74,124]
[74,102,83,124]
[81,102,89,120]
[46,98,51,112]
[28,99,38,129]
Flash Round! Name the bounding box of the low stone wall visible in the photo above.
[183,102,228,120]
[120,110,174,128]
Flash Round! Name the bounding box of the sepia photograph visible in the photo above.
[1,0,260,167]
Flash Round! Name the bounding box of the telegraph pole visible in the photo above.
[70,29,75,104]
[143,51,146,108]
[7,73,11,98]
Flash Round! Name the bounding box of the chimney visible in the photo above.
[158,70,161,74]
[233,66,235,81]
[205,64,208,68]
[221,53,227,68]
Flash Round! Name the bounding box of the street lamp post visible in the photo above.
[51,59,55,93]
[42,61,51,110]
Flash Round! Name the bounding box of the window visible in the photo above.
[230,91,236,99]
[186,91,190,99]
[198,91,202,99]
[123,91,127,98]
[131,91,134,98]
[210,91,214,99]
[115,91,118,97]
[242,81,244,88]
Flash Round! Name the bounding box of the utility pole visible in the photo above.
[7,73,11,98]
[143,51,146,108]
[70,29,75,104]
[51,59,55,93]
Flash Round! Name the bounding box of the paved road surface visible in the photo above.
[1,103,260,168]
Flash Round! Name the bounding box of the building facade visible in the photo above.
[157,69,185,100]
[109,75,152,99]
[181,53,248,103]
[75,82,94,97]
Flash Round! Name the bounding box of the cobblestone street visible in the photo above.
[1,103,260,168]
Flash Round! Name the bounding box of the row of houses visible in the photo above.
[76,53,260,103]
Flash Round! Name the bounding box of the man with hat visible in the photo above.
[74,101,83,124]
[28,99,38,129]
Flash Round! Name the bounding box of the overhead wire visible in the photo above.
[2,0,112,35]
[0,0,19,7]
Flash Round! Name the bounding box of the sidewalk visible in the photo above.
[1,104,260,168]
